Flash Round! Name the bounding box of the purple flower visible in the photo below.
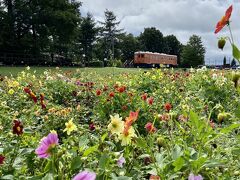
[73,171,96,180]
[188,173,203,180]
[117,156,126,168]
[35,132,59,158]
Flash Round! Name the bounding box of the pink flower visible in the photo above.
[145,122,157,133]
[188,173,203,180]
[35,132,59,158]
[117,156,126,168]
[73,170,96,180]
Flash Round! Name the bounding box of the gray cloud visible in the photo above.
[80,0,240,65]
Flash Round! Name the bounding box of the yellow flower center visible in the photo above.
[17,126,21,132]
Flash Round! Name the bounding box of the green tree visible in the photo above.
[0,0,81,65]
[119,33,140,62]
[231,58,236,67]
[78,13,98,66]
[163,35,182,64]
[99,9,124,62]
[223,56,227,67]
[139,27,164,53]
[181,35,205,67]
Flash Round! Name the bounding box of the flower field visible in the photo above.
[0,67,240,180]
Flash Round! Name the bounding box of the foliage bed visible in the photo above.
[0,67,240,180]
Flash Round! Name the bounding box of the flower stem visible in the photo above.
[228,25,234,45]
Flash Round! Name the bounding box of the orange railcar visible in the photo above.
[134,51,177,67]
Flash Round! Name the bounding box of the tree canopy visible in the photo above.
[181,35,206,68]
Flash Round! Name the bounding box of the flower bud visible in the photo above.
[157,136,165,147]
[232,72,240,88]
[217,112,227,123]
[218,38,226,50]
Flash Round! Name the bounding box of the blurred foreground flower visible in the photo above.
[73,170,96,180]
[188,173,203,180]
[35,132,59,158]
[214,5,232,34]
[149,175,160,180]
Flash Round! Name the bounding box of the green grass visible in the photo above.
[0,66,140,77]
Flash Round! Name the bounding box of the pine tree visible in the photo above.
[79,13,98,66]
[99,9,124,61]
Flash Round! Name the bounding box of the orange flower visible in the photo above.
[123,110,139,135]
[214,5,233,34]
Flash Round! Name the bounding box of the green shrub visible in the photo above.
[88,60,104,67]
[107,59,123,67]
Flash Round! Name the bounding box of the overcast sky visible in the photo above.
[80,0,240,65]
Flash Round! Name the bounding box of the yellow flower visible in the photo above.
[50,130,57,134]
[12,81,19,87]
[108,114,124,135]
[119,126,136,146]
[8,89,15,95]
[63,119,77,135]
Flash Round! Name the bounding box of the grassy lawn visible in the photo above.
[0,66,140,77]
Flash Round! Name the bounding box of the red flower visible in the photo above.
[109,92,115,97]
[148,97,154,105]
[12,120,23,136]
[24,87,31,94]
[89,123,95,131]
[103,85,108,91]
[30,92,37,103]
[117,86,126,93]
[145,122,157,133]
[141,93,148,101]
[0,154,5,165]
[113,84,119,89]
[122,105,128,111]
[96,89,101,96]
[214,5,233,34]
[149,175,160,180]
[164,103,172,112]
[40,93,46,109]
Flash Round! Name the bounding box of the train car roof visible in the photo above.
[134,51,177,57]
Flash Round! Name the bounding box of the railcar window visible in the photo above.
[138,54,140,58]
[141,54,144,58]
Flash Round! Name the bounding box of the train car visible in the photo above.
[134,51,177,67]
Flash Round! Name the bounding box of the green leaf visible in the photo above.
[155,153,165,169]
[220,124,240,134]
[232,44,240,62]
[82,145,98,157]
[135,137,148,149]
[172,145,182,160]
[71,156,82,170]
[42,173,54,180]
[173,157,185,171]
[99,153,110,170]
[101,132,108,142]
[1,175,14,180]
[191,156,207,171]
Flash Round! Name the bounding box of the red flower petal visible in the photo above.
[214,5,233,34]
